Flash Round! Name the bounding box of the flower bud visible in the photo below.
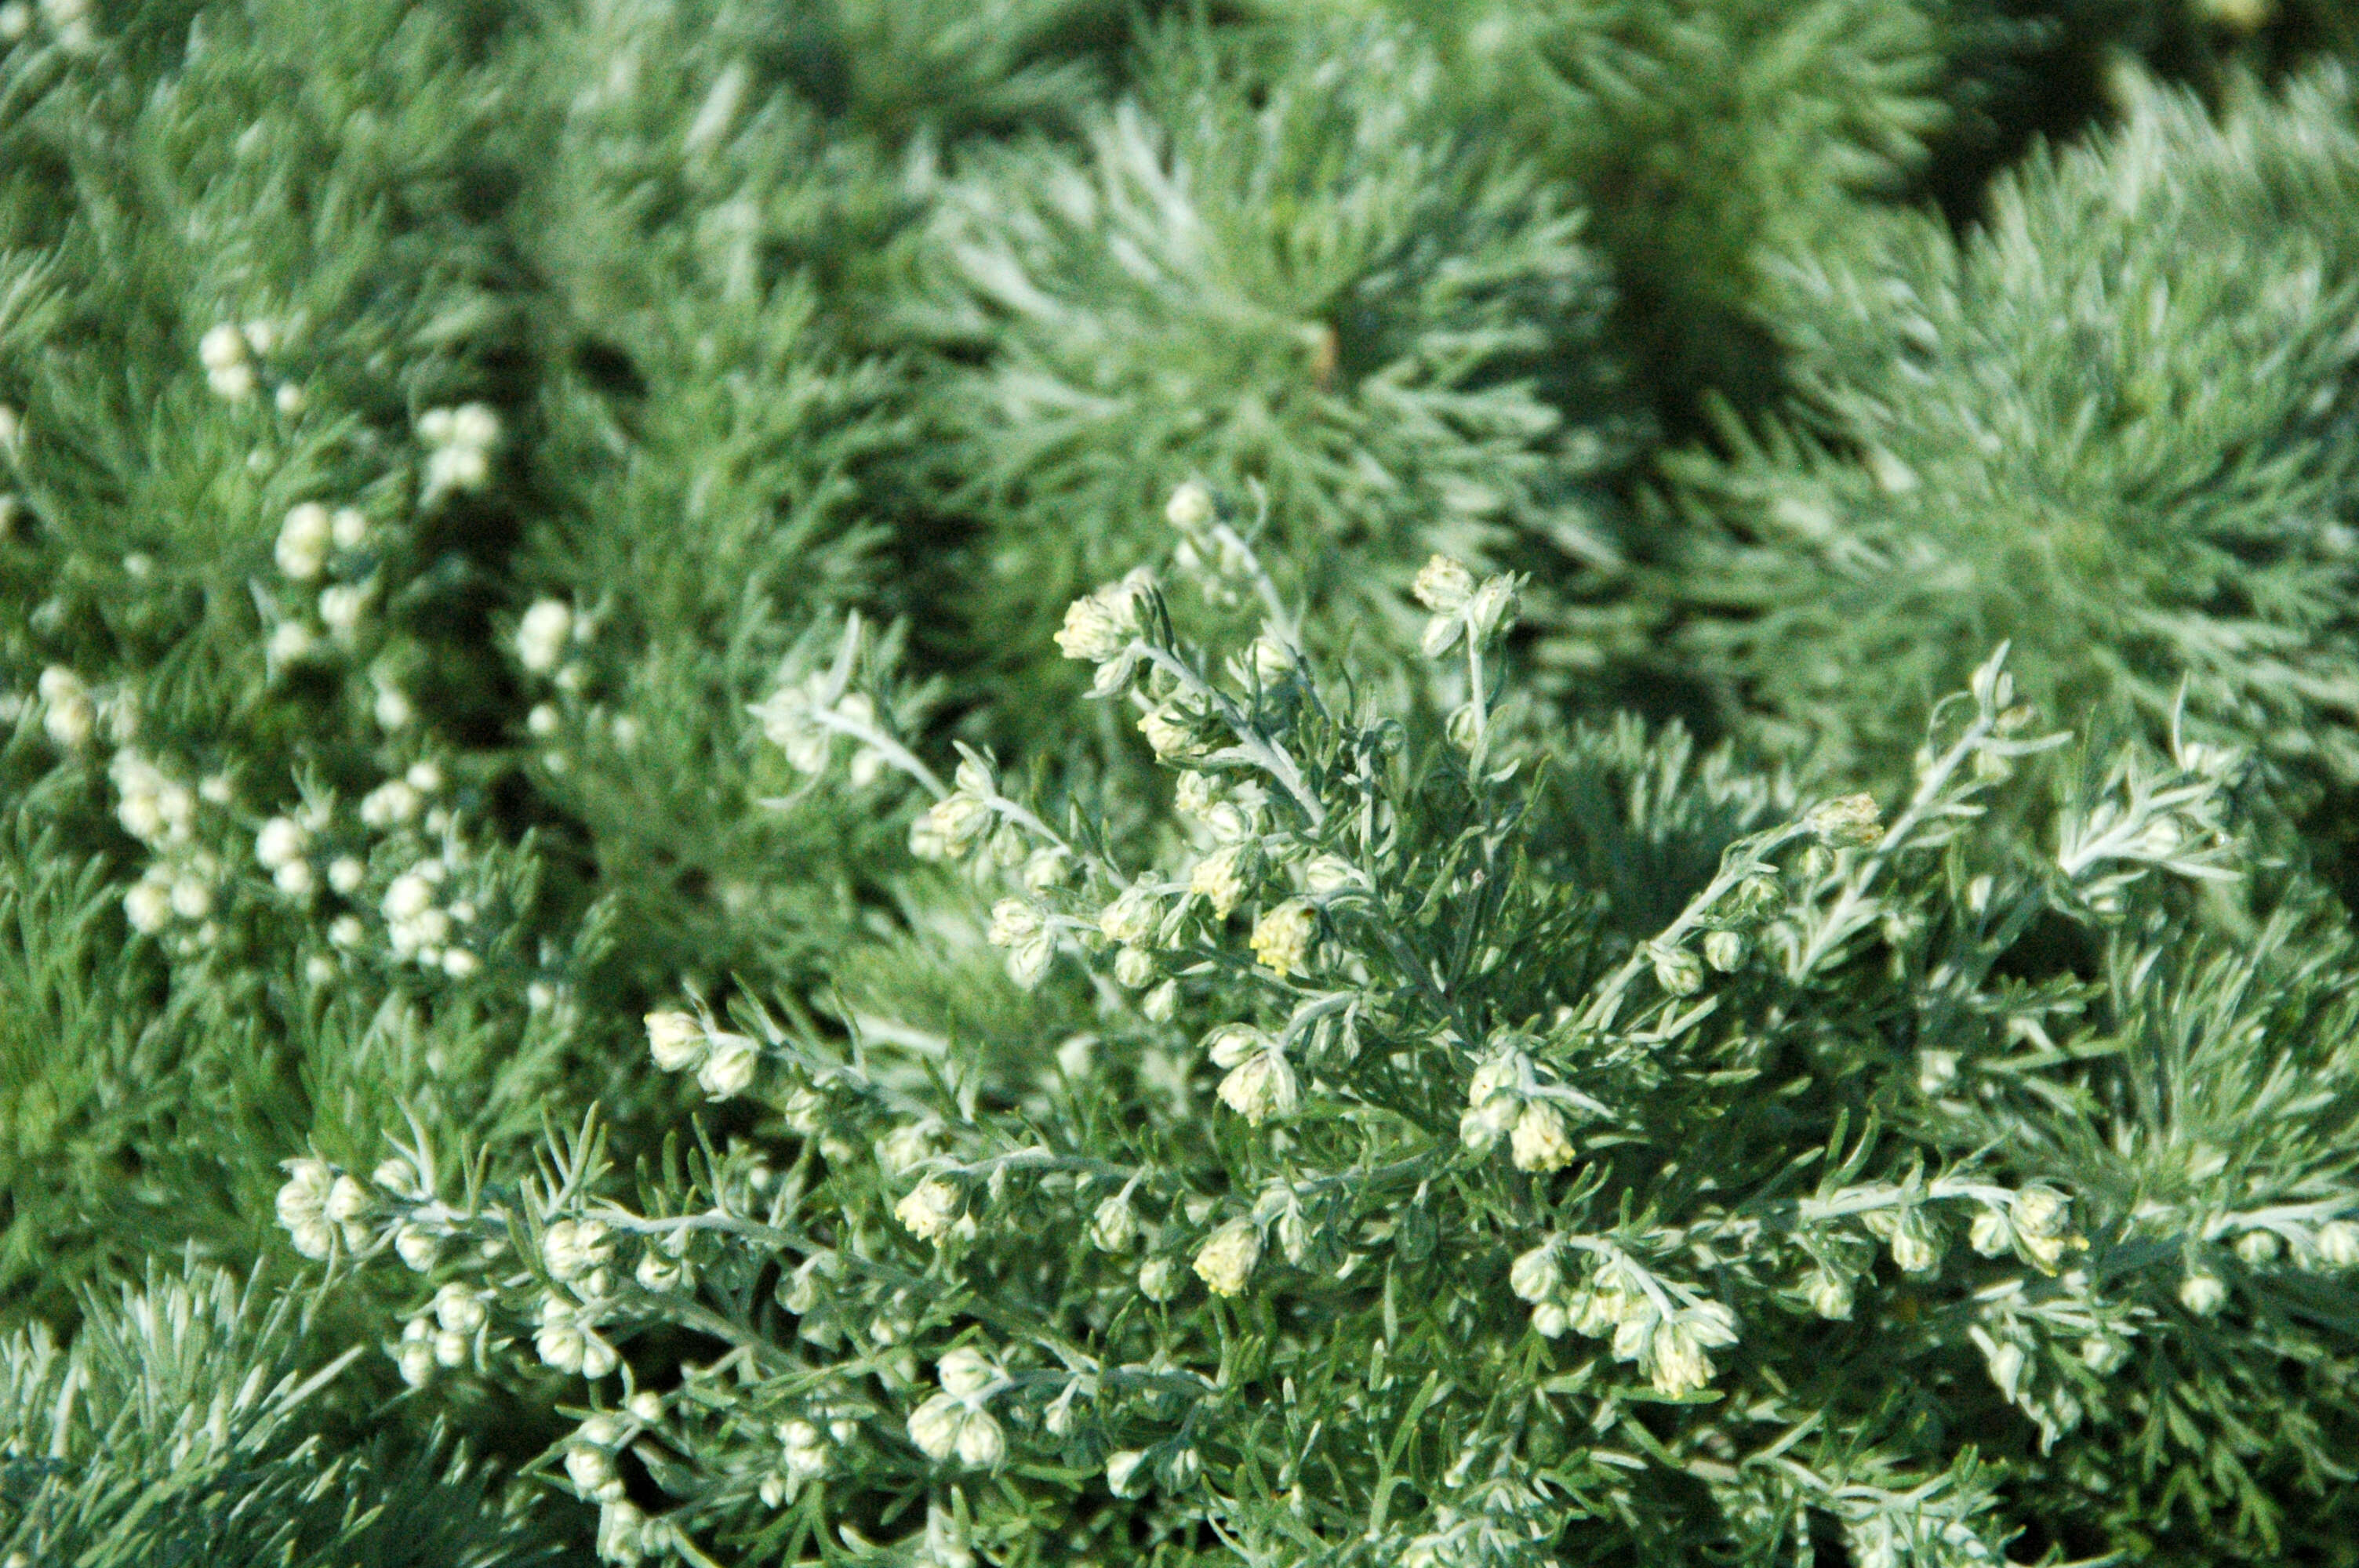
[1802,1269,1853,1320]
[1193,1221,1262,1297]
[1465,575,1518,643]
[896,1177,965,1243]
[275,503,333,580]
[1805,793,1883,849]
[515,600,573,675]
[1216,1047,1299,1126]
[1649,941,1704,996]
[1702,929,1748,973]
[2316,1219,2359,1268]
[1091,1191,1141,1252]
[1139,1256,1183,1302]
[2080,1335,2129,1374]
[1509,1243,1561,1304]
[1510,1101,1576,1172]
[644,1010,707,1073]
[1249,899,1316,979]
[1412,554,1475,614]
[696,1033,759,1098]
[1166,480,1216,533]
[394,1225,441,1272]
[1106,1450,1150,1497]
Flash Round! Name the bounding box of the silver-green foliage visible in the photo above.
[1667,68,2359,786]
[0,1263,569,1566]
[905,19,1631,720]
[312,533,2359,1564]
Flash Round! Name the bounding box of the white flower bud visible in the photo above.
[1216,1047,1299,1126]
[1805,793,1884,849]
[1509,1243,1561,1304]
[1104,1449,1150,1497]
[1803,1269,1853,1320]
[434,1328,469,1368]
[987,898,1041,947]
[38,666,93,748]
[2316,1219,2359,1268]
[1646,1320,1717,1396]
[319,584,368,640]
[2081,1335,2130,1374]
[123,880,172,934]
[516,600,573,674]
[383,873,433,922]
[1249,899,1316,978]
[780,1419,829,1480]
[1510,1101,1576,1172]
[274,1157,334,1232]
[1188,844,1251,919]
[2234,1229,2281,1266]
[268,621,318,665]
[274,503,333,580]
[1649,942,1704,996]
[1890,1218,1940,1276]
[1099,886,1158,946]
[198,323,248,372]
[695,1032,759,1098]
[1052,583,1139,663]
[936,1346,1000,1399]
[1465,576,1518,642]
[394,1227,438,1276]
[1112,945,1157,989]
[543,1219,613,1281]
[1459,1093,1518,1153]
[1091,1191,1140,1252]
[397,1338,437,1388]
[1702,929,1748,973]
[433,1283,488,1335]
[2010,1187,2070,1240]
[1165,480,1216,533]
[1193,1220,1262,1298]
[643,1010,706,1073]
[1139,1255,1183,1301]
[566,1444,618,1497]
[1968,1208,2013,1258]
[1250,633,1295,682]
[1412,554,1475,614]
[325,1173,371,1224]
[896,1177,964,1243]
[635,1250,685,1294]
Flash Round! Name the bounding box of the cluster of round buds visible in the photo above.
[1187,841,1257,921]
[1510,1243,1738,1396]
[272,502,365,582]
[1411,554,1519,659]
[274,1157,372,1260]
[907,1347,1007,1468]
[1165,480,1256,596]
[642,1009,761,1098]
[1052,569,1156,693]
[197,321,283,402]
[419,404,500,501]
[1174,770,1265,844]
[986,898,1057,989]
[908,756,1002,862]
[380,848,482,978]
[1459,1044,1590,1173]
[1205,1024,1298,1125]
[1193,1218,1263,1298]
[37,666,94,749]
[1965,1186,2080,1273]
[1863,1204,1944,1276]
[535,1292,620,1378]
[394,1283,492,1387]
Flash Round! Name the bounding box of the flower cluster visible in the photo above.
[418,403,501,503]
